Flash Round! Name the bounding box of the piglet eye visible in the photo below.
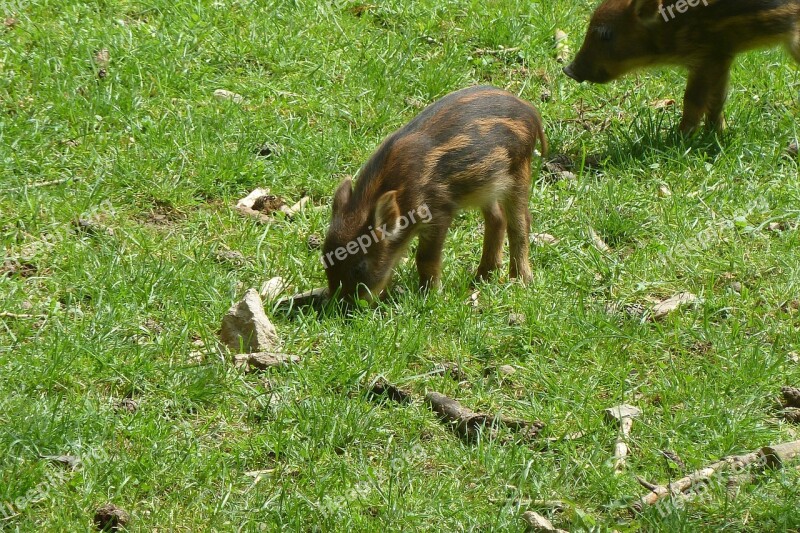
[599,28,613,42]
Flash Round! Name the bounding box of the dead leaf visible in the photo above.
[531,233,559,246]
[554,30,570,64]
[589,227,610,253]
[651,292,698,320]
[652,99,676,110]
[214,89,243,103]
[260,277,291,300]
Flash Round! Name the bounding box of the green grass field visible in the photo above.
[2,1,800,530]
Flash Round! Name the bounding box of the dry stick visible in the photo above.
[5,176,83,192]
[604,405,642,474]
[522,510,569,533]
[634,440,800,512]
[424,391,543,442]
[0,312,47,320]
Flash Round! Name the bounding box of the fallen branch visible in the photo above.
[634,439,800,512]
[424,391,543,442]
[368,378,413,404]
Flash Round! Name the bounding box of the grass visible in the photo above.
[1,0,799,530]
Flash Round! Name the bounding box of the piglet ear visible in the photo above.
[332,178,353,213]
[632,0,663,23]
[374,190,401,237]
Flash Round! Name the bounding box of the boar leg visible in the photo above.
[790,30,800,62]
[475,201,507,282]
[416,216,452,291]
[502,177,533,284]
[680,57,733,134]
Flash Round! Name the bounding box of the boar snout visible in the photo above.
[563,58,612,84]
[562,63,584,83]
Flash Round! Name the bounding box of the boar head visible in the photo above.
[564,0,665,84]
[322,178,403,303]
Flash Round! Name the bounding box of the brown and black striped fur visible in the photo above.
[564,0,800,133]
[322,86,547,302]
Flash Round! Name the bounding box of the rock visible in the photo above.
[234,352,299,373]
[789,352,799,364]
[729,282,743,294]
[508,313,527,326]
[781,407,800,424]
[93,504,130,531]
[255,143,274,157]
[220,289,278,354]
[116,398,138,414]
[260,277,290,300]
[499,365,517,376]
[540,89,552,103]
[651,292,698,320]
[658,184,672,197]
[782,386,800,408]
[307,234,323,250]
[544,154,574,173]
[213,250,246,265]
[522,511,568,533]
[73,219,113,236]
[438,362,468,382]
[214,89,243,103]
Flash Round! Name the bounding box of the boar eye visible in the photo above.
[599,28,613,42]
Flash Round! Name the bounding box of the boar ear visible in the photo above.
[374,190,401,237]
[332,178,353,213]
[632,0,663,23]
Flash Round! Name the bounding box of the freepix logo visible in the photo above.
[321,203,433,269]
[660,0,709,22]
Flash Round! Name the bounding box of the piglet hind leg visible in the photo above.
[415,217,452,291]
[474,201,506,283]
[502,170,533,284]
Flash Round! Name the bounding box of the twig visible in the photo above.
[425,391,543,442]
[604,405,642,474]
[0,312,47,320]
[633,439,800,512]
[5,176,83,192]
